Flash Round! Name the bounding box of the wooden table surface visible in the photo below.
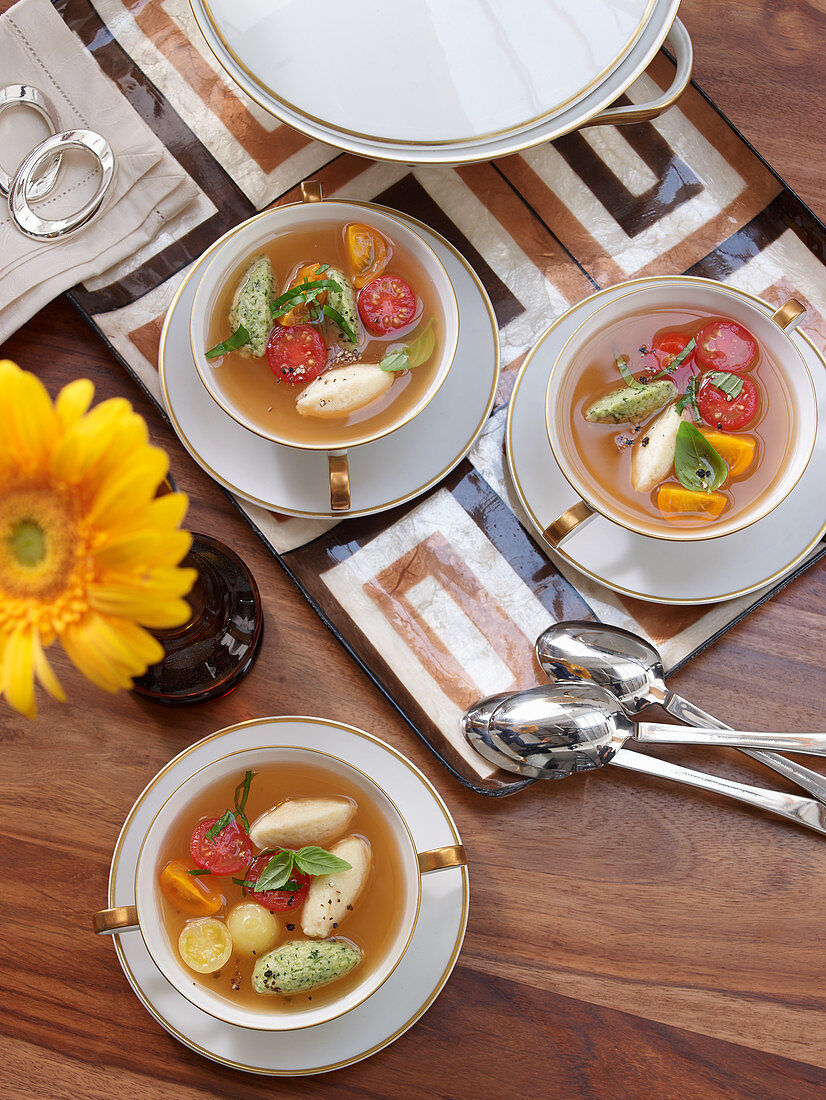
[2,2,825,1097]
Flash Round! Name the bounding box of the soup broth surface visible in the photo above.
[157,760,407,1015]
[561,309,794,530]
[207,220,445,447]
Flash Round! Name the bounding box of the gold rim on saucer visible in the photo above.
[159,203,499,519]
[192,0,658,148]
[506,278,826,605]
[107,716,470,1075]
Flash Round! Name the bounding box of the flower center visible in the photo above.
[9,519,47,567]
[0,487,80,600]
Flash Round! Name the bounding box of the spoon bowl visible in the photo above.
[462,682,633,779]
[536,621,666,712]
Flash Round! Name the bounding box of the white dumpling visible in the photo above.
[295,364,393,418]
[301,835,372,939]
[249,797,356,850]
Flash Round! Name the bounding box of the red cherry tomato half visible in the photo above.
[190,816,254,875]
[653,331,695,368]
[247,853,311,913]
[266,324,327,384]
[697,372,759,430]
[695,320,758,372]
[357,275,418,335]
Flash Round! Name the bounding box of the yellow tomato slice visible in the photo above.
[657,483,727,518]
[159,859,222,916]
[345,223,389,288]
[278,263,328,326]
[178,917,233,974]
[699,430,756,477]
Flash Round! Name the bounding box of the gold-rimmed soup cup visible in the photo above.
[93,745,465,1032]
[190,184,459,512]
[543,277,817,546]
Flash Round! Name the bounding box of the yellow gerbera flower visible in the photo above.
[0,360,196,717]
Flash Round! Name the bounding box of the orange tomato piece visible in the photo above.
[346,223,389,288]
[699,430,756,477]
[159,859,223,916]
[278,263,328,326]
[657,483,727,518]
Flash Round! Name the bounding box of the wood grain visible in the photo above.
[1,2,826,1097]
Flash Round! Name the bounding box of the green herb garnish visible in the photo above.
[674,421,728,493]
[233,769,255,831]
[320,303,358,346]
[670,337,696,370]
[252,846,352,892]
[205,809,235,841]
[706,371,744,399]
[205,324,250,359]
[269,274,342,319]
[186,868,212,877]
[380,320,436,372]
[613,343,644,390]
[204,770,256,841]
[675,376,700,419]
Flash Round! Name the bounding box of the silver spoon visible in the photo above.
[535,621,826,805]
[466,681,826,769]
[462,688,826,838]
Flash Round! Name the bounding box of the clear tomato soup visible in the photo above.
[156,761,407,1015]
[560,309,795,530]
[207,219,445,448]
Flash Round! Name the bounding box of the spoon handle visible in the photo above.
[663,691,826,806]
[609,748,826,837]
[634,724,826,755]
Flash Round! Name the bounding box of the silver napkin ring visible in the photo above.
[0,84,63,199]
[9,129,116,241]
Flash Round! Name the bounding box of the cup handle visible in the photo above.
[93,905,139,935]
[417,845,467,874]
[771,298,806,332]
[328,450,351,511]
[542,500,596,549]
[301,180,323,203]
[585,19,693,128]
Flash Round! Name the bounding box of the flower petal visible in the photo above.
[87,447,169,528]
[32,630,66,702]
[55,378,94,431]
[3,627,36,718]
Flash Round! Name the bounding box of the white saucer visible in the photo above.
[190,0,681,164]
[159,209,499,519]
[506,281,826,605]
[106,717,469,1076]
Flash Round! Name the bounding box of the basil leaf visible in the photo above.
[253,850,295,892]
[233,769,255,830]
[670,337,696,370]
[294,846,353,876]
[321,303,358,346]
[613,343,644,390]
[674,421,728,493]
[269,277,342,318]
[205,809,235,841]
[675,376,700,419]
[205,324,250,360]
[186,868,212,877]
[380,320,436,373]
[380,346,409,373]
[706,371,744,399]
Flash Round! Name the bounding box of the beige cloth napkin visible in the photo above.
[0,0,198,343]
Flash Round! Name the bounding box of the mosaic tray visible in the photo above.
[46,0,826,793]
